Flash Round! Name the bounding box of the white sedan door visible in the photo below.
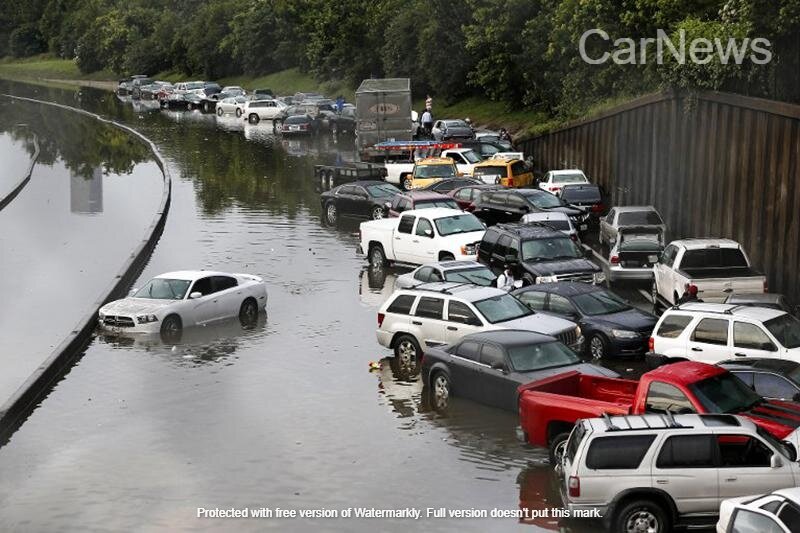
[185,277,219,325]
[211,275,242,319]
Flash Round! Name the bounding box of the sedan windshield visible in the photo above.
[508,341,580,372]
[765,314,800,349]
[434,214,485,236]
[522,190,563,209]
[473,294,532,324]
[415,165,457,178]
[572,290,631,316]
[444,267,495,286]
[521,237,583,261]
[134,278,191,300]
[366,184,400,198]
[689,373,764,413]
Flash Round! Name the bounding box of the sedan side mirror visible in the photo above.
[782,440,798,462]
[189,291,202,299]
[491,361,505,371]
[771,454,784,468]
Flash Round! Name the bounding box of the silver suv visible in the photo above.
[560,413,800,532]
[376,282,581,368]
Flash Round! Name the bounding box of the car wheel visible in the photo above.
[614,499,670,533]
[394,334,421,375]
[238,297,259,326]
[371,206,384,220]
[431,371,450,410]
[589,333,608,360]
[402,176,413,191]
[249,113,259,124]
[522,274,535,286]
[216,107,223,116]
[325,202,338,224]
[235,108,242,118]
[369,244,387,267]
[548,432,571,466]
[439,253,455,261]
[160,314,183,343]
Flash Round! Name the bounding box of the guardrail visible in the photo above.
[0,95,172,441]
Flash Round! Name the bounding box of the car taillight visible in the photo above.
[570,234,578,241]
[610,255,619,264]
[378,313,385,327]
[648,337,654,351]
[507,178,514,187]
[549,187,558,192]
[764,280,768,292]
[591,203,604,213]
[568,476,580,497]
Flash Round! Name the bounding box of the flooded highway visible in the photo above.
[0,81,636,532]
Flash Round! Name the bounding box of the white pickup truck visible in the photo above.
[385,149,476,187]
[359,208,486,267]
[653,239,766,305]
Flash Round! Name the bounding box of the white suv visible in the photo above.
[560,413,800,532]
[650,303,800,364]
[376,282,581,366]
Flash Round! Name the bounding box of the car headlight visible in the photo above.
[574,325,582,339]
[593,272,606,284]
[136,314,159,324]
[535,275,557,283]
[612,329,639,339]
[460,243,477,255]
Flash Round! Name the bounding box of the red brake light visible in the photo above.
[568,476,580,497]
[549,187,558,192]
[764,280,768,292]
[570,234,577,241]
[610,255,619,264]
[648,337,654,352]
[508,178,514,187]
[591,203,604,213]
[378,313,385,327]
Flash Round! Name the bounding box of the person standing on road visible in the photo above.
[496,264,515,291]
[676,284,701,305]
[421,109,433,137]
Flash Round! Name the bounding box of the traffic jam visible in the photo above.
[105,77,800,533]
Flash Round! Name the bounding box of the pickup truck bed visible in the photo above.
[678,266,762,279]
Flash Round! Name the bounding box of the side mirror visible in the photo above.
[384,201,392,210]
[423,229,433,238]
[491,361,505,371]
[189,291,202,299]
[771,454,784,468]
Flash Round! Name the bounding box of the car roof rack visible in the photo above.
[597,413,691,432]
[406,282,476,295]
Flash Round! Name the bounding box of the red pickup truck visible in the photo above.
[518,361,800,463]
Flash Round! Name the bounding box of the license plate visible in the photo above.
[579,224,588,231]
[290,126,300,131]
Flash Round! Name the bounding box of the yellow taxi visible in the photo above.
[405,157,459,190]
[471,157,534,187]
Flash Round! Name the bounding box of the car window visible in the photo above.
[479,344,505,368]
[338,185,356,195]
[212,276,237,292]
[416,218,434,237]
[455,340,481,361]
[190,277,214,296]
[660,244,678,268]
[518,291,547,311]
[605,209,616,223]
[777,504,800,531]
[645,381,696,414]
[585,435,656,470]
[396,198,411,213]
[387,294,415,315]
[732,371,755,388]
[398,215,415,234]
[657,314,693,338]
[754,373,798,400]
[414,267,433,282]
[717,435,772,467]
[414,297,444,320]
[734,322,777,351]
[455,188,473,201]
[692,318,729,345]
[656,435,714,468]
[506,194,525,209]
[495,235,511,258]
[447,301,481,326]
[507,341,580,372]
[548,294,576,315]
[511,162,527,176]
[730,509,785,533]
[618,210,663,226]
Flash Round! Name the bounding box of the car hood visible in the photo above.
[443,230,486,246]
[521,258,600,276]
[590,308,657,331]
[518,363,619,381]
[498,313,576,336]
[100,298,177,315]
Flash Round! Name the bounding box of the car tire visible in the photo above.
[439,253,455,261]
[589,333,609,360]
[235,108,242,118]
[325,202,338,224]
[614,499,670,533]
[160,314,183,343]
[394,334,422,375]
[369,244,387,267]
[249,113,260,124]
[216,107,223,116]
[371,206,384,220]
[431,371,450,410]
[402,175,413,191]
[238,297,259,326]
[522,274,535,286]
[548,432,571,466]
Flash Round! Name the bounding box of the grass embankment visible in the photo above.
[1,55,637,140]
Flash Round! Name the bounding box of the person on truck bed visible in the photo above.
[496,264,515,291]
[676,283,702,304]
[421,109,433,136]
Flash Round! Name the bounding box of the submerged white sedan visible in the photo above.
[98,270,267,337]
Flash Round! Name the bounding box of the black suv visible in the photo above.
[478,223,603,285]
[472,188,587,228]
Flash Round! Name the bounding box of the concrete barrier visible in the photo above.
[0,129,39,211]
[0,95,172,441]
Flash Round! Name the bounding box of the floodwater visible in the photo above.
[0,81,641,532]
